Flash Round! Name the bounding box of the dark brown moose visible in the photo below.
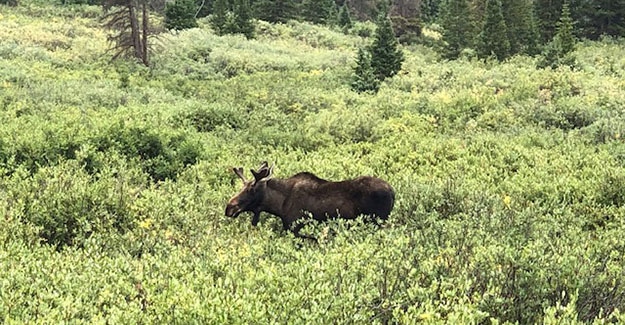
[225,162,395,237]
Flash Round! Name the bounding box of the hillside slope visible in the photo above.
[2,2,625,323]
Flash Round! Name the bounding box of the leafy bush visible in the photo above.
[92,122,202,181]
[3,160,138,249]
[532,102,597,131]
[350,21,375,38]
[175,103,247,132]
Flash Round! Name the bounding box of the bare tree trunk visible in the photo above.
[141,0,149,66]
[128,1,143,61]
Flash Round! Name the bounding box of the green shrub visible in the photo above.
[582,118,625,144]
[303,106,381,145]
[532,102,597,131]
[90,121,202,182]
[4,160,137,249]
[351,21,375,38]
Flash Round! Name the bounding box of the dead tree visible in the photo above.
[102,0,151,66]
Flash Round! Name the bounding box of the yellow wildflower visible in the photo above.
[503,195,512,209]
[138,218,153,229]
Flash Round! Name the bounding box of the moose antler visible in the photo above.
[258,161,269,170]
[251,161,274,182]
[232,167,246,182]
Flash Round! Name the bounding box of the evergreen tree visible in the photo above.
[338,4,353,32]
[210,0,254,37]
[390,0,422,44]
[165,0,199,31]
[327,2,339,26]
[476,0,510,61]
[538,0,576,69]
[554,1,575,55]
[233,0,254,38]
[534,0,564,43]
[580,0,625,39]
[301,0,337,25]
[351,48,380,93]
[421,0,441,23]
[439,0,474,60]
[468,0,486,25]
[519,1,540,55]
[0,0,18,5]
[369,8,404,81]
[210,0,229,34]
[348,0,378,21]
[501,0,538,55]
[533,0,625,41]
[195,0,212,18]
[254,0,296,23]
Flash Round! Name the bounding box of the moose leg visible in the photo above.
[251,212,260,226]
[291,221,317,242]
[281,219,290,231]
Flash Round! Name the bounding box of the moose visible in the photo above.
[225,162,395,237]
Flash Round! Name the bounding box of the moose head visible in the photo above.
[225,161,274,225]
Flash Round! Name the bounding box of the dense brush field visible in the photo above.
[2,1,625,323]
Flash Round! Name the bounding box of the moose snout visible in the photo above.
[225,201,241,218]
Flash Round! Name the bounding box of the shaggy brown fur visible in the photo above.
[226,163,395,237]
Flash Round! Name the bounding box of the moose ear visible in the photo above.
[233,167,246,182]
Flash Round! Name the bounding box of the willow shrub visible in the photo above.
[1,158,141,249]
[2,2,625,323]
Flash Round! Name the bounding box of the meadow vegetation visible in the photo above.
[2,1,625,323]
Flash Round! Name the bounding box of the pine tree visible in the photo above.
[421,0,441,23]
[0,0,18,6]
[501,0,538,56]
[233,0,254,38]
[210,0,229,35]
[254,0,296,23]
[338,4,353,31]
[369,8,404,81]
[538,0,576,69]
[348,0,378,21]
[195,0,211,18]
[518,1,540,55]
[439,0,474,60]
[534,0,565,43]
[583,0,625,39]
[351,48,380,93]
[301,0,337,25]
[165,0,199,31]
[554,0,575,55]
[390,0,422,44]
[534,0,625,40]
[476,0,510,61]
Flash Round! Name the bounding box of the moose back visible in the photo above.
[225,162,395,236]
